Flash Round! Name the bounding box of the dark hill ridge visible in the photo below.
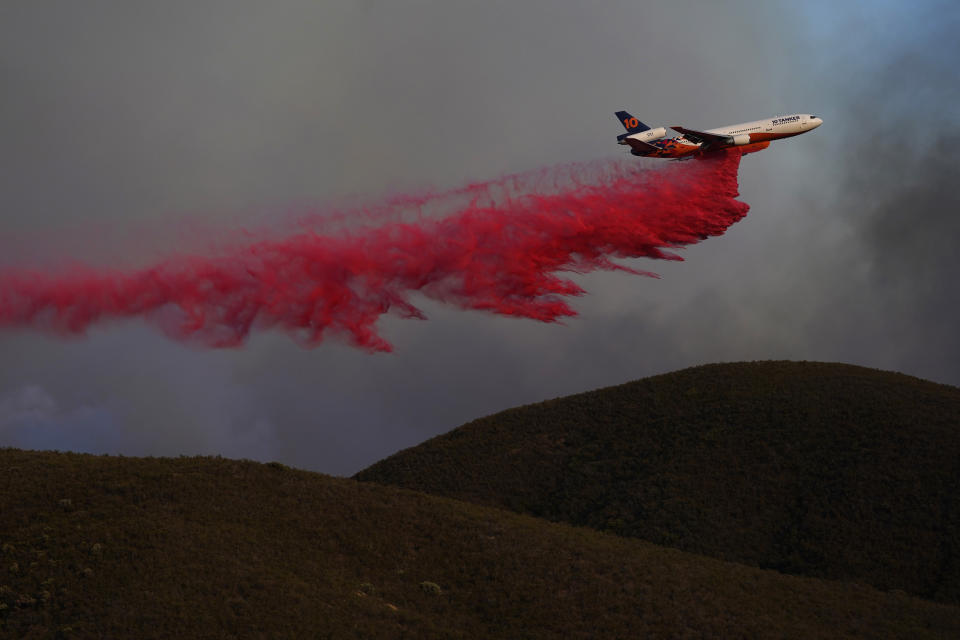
[2,450,959,638]
[356,361,960,603]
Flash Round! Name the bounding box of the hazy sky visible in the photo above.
[1,1,957,475]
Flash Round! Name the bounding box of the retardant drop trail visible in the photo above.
[0,152,749,351]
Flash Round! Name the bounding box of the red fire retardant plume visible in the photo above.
[0,152,749,352]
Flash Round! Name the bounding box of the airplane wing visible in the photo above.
[670,126,733,148]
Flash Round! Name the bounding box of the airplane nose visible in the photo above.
[810,116,823,129]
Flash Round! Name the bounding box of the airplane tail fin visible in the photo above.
[615,111,651,134]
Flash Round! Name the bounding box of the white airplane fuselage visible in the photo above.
[616,113,823,158]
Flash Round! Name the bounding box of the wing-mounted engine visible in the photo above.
[731,133,751,145]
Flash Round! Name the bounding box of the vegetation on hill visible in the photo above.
[356,361,960,604]
[2,449,959,638]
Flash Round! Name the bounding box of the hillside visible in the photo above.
[2,450,959,638]
[357,361,960,604]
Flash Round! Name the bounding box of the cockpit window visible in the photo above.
[810,115,818,119]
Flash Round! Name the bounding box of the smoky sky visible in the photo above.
[1,1,957,475]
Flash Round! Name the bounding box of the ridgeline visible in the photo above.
[1,449,958,638]
[2,360,959,637]
[357,361,960,604]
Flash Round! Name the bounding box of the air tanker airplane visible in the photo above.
[615,111,822,158]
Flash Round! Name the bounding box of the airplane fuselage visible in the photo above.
[617,113,823,158]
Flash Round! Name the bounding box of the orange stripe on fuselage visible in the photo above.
[650,139,770,158]
[748,130,803,143]
[647,138,701,158]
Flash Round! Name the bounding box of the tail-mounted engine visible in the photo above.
[629,127,667,143]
